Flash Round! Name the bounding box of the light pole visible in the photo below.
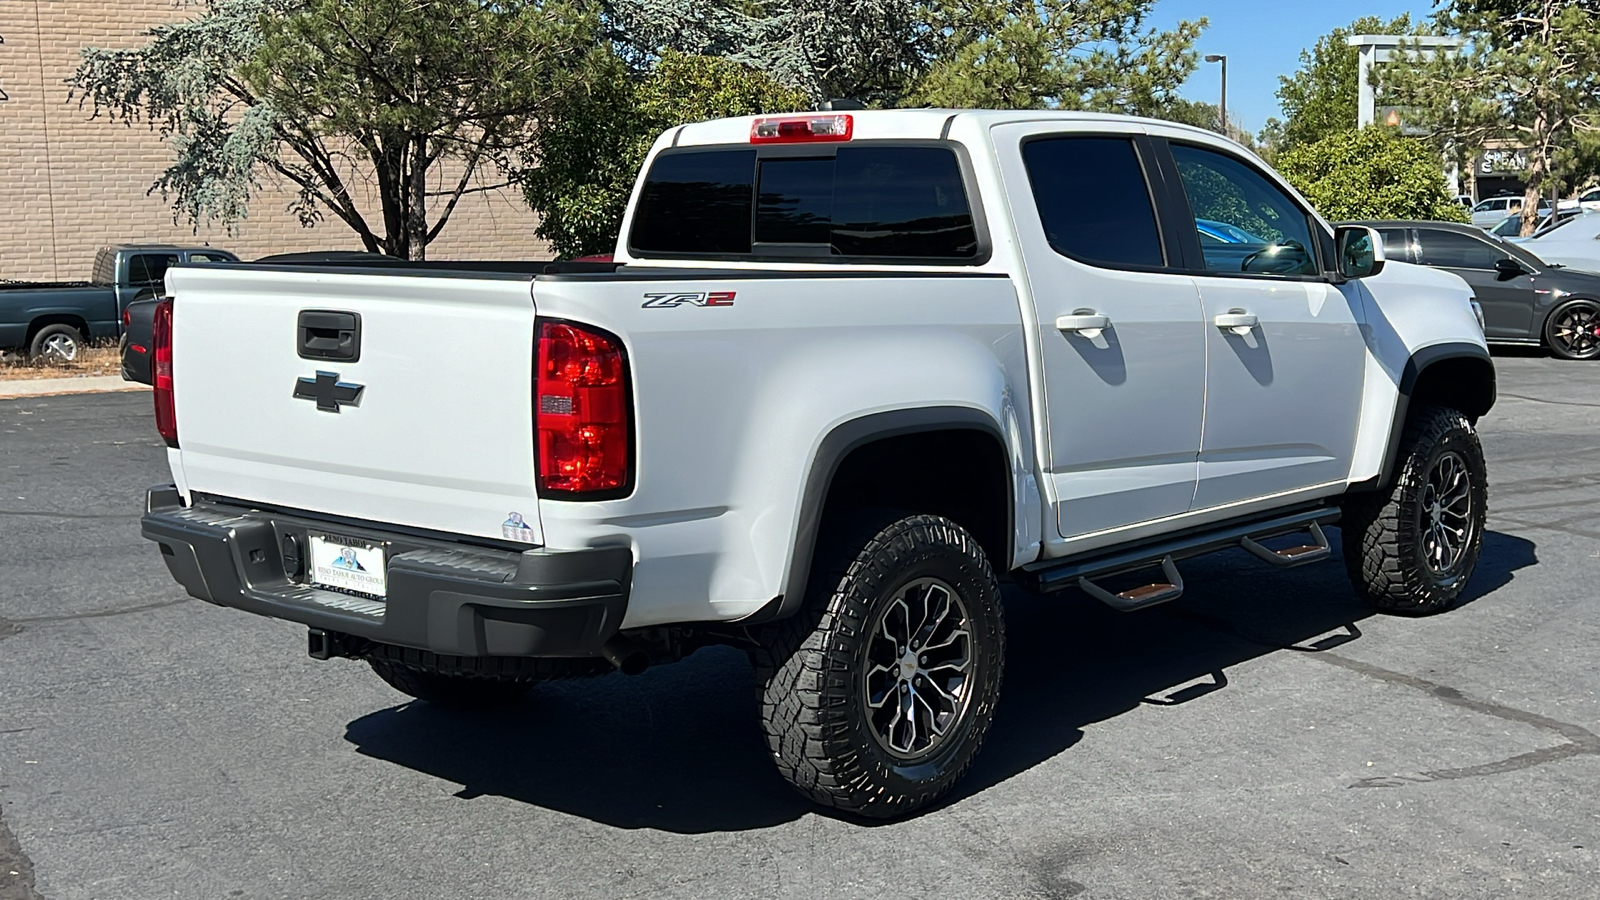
[1204,54,1227,139]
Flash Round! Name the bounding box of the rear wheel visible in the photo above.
[29,324,83,364]
[1342,405,1487,615]
[1544,299,1600,360]
[751,513,1005,819]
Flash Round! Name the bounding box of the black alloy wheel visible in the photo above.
[1545,299,1600,360]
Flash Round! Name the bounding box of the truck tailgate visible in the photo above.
[167,265,541,545]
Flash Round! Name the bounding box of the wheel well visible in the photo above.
[820,428,1011,570]
[26,316,89,344]
[1409,356,1495,420]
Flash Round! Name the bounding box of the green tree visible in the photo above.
[605,0,929,105]
[910,0,1206,111]
[72,0,605,259]
[1378,0,1600,235]
[521,51,805,257]
[1273,15,1420,151]
[1275,127,1469,223]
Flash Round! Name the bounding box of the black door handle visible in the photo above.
[297,310,361,362]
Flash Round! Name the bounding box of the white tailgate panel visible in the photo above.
[169,267,541,544]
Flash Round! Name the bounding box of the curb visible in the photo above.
[0,375,147,399]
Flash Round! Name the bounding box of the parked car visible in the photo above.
[1557,186,1600,212]
[1470,195,1550,229]
[1514,214,1600,274]
[1,244,236,362]
[1490,206,1583,241]
[137,111,1493,819]
[1194,217,1264,244]
[1355,219,1600,359]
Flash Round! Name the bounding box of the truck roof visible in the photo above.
[100,243,227,252]
[669,108,1228,147]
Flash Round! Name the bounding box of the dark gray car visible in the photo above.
[1349,220,1600,360]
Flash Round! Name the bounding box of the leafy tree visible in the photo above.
[1149,97,1223,133]
[1274,127,1469,223]
[522,51,805,257]
[1273,15,1421,152]
[1377,0,1600,235]
[72,0,604,259]
[604,0,928,105]
[910,0,1206,111]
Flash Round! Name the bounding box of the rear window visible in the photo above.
[629,149,756,255]
[126,253,179,286]
[630,145,979,261]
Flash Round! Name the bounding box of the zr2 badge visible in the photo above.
[641,291,735,308]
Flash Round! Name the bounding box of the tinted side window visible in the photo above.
[1377,229,1410,262]
[1170,144,1318,277]
[630,149,756,254]
[189,252,233,263]
[1021,137,1163,268]
[1417,230,1504,269]
[126,254,179,286]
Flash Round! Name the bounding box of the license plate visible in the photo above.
[308,532,388,599]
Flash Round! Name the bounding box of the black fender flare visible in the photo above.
[738,406,1013,625]
[1352,341,1495,493]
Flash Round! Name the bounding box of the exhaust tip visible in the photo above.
[600,637,650,676]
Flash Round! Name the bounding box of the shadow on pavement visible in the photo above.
[343,529,1536,833]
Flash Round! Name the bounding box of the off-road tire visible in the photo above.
[365,648,609,709]
[1342,405,1488,615]
[751,512,1005,819]
[28,324,83,364]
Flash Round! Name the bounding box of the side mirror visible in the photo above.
[1334,225,1386,280]
[1495,257,1528,277]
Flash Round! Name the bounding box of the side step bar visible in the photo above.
[1018,505,1340,612]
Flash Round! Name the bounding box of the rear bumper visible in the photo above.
[140,486,630,658]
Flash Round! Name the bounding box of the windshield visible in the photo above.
[1490,215,1522,237]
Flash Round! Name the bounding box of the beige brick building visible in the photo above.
[0,0,549,282]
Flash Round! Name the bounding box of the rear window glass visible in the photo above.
[629,149,756,255]
[126,254,179,286]
[631,145,978,260]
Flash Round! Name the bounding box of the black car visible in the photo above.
[1349,220,1600,360]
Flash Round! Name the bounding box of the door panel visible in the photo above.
[1191,278,1367,508]
[1162,141,1367,510]
[1414,228,1534,337]
[993,125,1206,539]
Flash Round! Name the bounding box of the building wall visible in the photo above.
[0,0,550,282]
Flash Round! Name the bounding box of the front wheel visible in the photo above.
[1544,298,1600,360]
[1342,405,1488,615]
[751,513,1005,819]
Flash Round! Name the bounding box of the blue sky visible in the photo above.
[1150,0,1442,136]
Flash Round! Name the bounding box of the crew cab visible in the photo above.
[1,244,236,362]
[137,111,1494,818]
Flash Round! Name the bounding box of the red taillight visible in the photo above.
[535,320,630,495]
[750,114,853,143]
[122,307,131,327]
[151,298,177,448]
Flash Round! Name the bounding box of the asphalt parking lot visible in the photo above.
[2,352,1598,899]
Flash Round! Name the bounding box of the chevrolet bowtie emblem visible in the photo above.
[293,371,365,413]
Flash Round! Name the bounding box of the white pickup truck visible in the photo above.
[139,110,1495,818]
